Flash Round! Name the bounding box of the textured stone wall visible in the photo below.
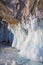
[0,0,43,20]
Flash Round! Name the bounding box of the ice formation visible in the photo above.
[11,8,43,62]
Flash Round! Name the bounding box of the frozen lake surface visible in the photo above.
[0,47,43,65]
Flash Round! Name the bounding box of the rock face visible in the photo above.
[21,0,43,18]
[11,0,43,20]
[0,2,18,26]
[1,0,43,20]
[31,0,43,15]
[38,0,43,13]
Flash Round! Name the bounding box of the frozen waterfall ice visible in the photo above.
[11,12,43,62]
